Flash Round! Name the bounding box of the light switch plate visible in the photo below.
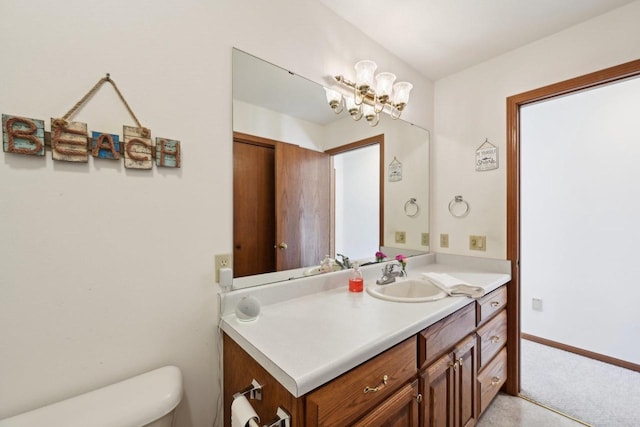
[395,231,406,244]
[440,233,449,248]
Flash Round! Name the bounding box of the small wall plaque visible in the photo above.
[388,156,402,182]
[92,131,120,160]
[51,119,88,162]
[156,138,181,168]
[123,125,153,170]
[475,138,498,171]
[2,114,45,156]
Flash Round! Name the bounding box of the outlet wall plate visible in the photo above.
[440,233,449,248]
[421,232,429,246]
[395,231,406,244]
[215,254,232,282]
[469,235,486,251]
[532,298,543,311]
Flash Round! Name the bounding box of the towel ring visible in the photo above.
[448,195,470,218]
[404,198,420,217]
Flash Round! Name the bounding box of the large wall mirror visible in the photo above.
[232,48,430,288]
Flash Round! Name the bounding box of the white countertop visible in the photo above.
[220,254,510,397]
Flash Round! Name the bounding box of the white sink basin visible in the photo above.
[366,278,448,303]
[303,264,343,276]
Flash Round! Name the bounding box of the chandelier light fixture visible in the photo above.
[325,60,413,127]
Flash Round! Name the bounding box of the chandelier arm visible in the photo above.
[354,86,364,106]
[373,97,385,114]
[368,112,380,127]
[352,104,363,121]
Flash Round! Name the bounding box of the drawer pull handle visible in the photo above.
[490,336,501,344]
[491,376,501,385]
[490,301,500,308]
[364,375,388,394]
[416,393,423,403]
[458,357,464,367]
[450,361,458,370]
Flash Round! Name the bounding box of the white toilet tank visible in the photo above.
[0,365,183,427]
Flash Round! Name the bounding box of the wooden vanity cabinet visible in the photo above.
[419,303,477,427]
[305,337,417,426]
[353,379,420,427]
[224,334,419,427]
[474,286,508,415]
[476,285,507,326]
[223,334,305,427]
[224,284,509,427]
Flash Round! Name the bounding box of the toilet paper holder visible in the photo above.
[265,407,290,427]
[234,379,263,401]
[232,380,290,427]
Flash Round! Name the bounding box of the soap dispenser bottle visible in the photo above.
[349,262,363,292]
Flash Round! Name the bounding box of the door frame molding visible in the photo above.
[325,134,385,248]
[505,58,640,394]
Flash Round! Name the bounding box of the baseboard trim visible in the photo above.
[521,333,640,373]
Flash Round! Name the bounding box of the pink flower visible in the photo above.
[395,254,407,268]
[375,251,387,261]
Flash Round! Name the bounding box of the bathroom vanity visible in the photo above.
[220,254,510,426]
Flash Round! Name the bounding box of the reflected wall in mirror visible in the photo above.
[232,48,430,288]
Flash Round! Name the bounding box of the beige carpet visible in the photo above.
[520,339,640,427]
[478,393,586,427]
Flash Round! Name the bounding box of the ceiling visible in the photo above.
[318,0,636,80]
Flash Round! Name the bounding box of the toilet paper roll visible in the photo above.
[231,394,260,427]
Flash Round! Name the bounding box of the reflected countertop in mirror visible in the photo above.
[232,48,430,289]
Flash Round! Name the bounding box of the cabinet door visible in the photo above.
[453,335,477,427]
[353,379,420,427]
[420,351,454,427]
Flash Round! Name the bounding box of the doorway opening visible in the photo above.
[332,144,380,259]
[325,134,385,260]
[506,59,640,423]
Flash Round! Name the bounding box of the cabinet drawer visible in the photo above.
[476,285,507,326]
[305,337,417,427]
[419,303,475,369]
[477,347,507,414]
[477,309,507,369]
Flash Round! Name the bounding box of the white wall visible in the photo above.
[0,1,432,425]
[521,77,640,363]
[432,0,640,259]
[233,100,325,151]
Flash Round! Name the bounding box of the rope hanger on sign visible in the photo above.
[52,73,149,137]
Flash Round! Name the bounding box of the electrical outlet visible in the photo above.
[469,235,486,251]
[440,233,449,248]
[421,232,429,246]
[395,231,406,244]
[532,298,543,311]
[215,253,232,282]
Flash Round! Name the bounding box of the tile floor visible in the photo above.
[476,393,589,427]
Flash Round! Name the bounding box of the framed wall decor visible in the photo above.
[475,138,498,171]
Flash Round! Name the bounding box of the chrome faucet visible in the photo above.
[376,261,406,285]
[335,253,352,269]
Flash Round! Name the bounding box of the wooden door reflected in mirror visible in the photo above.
[234,132,330,278]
